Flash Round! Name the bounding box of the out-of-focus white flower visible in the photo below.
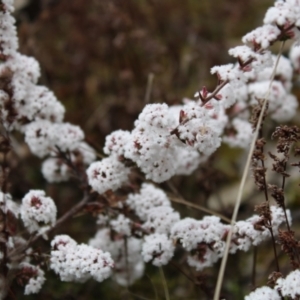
[242,25,281,49]
[244,286,281,300]
[223,118,253,149]
[142,233,175,266]
[110,214,131,236]
[126,183,171,221]
[89,230,144,286]
[276,269,300,298]
[20,263,45,295]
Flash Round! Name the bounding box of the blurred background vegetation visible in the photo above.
[8,0,300,299]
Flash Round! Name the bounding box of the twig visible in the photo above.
[168,194,231,224]
[9,193,91,260]
[159,266,170,300]
[170,261,196,285]
[144,73,155,103]
[201,80,229,105]
[251,246,257,289]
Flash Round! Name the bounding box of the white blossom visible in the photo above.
[228,45,256,64]
[126,183,171,221]
[289,43,300,72]
[124,103,179,182]
[256,55,293,90]
[248,80,287,112]
[242,25,281,49]
[110,214,131,236]
[89,229,144,286]
[72,142,97,165]
[0,191,19,217]
[142,233,175,266]
[223,119,253,149]
[86,156,130,194]
[211,64,247,88]
[244,286,281,300]
[104,129,131,156]
[24,121,84,158]
[20,263,45,295]
[177,102,222,156]
[50,235,114,283]
[142,206,180,234]
[271,94,298,122]
[276,269,300,298]
[20,190,57,235]
[41,158,70,183]
[264,0,300,27]
[215,84,236,109]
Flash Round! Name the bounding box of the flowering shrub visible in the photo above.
[0,0,300,299]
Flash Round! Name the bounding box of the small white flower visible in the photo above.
[142,233,175,266]
[245,286,281,300]
[86,156,130,194]
[20,190,57,235]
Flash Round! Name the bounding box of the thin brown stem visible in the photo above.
[269,225,280,272]
[168,194,231,224]
[201,80,229,106]
[170,261,195,284]
[251,246,257,289]
[9,193,90,260]
[258,129,281,272]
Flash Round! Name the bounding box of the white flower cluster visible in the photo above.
[242,25,281,49]
[124,184,179,267]
[142,206,180,234]
[0,0,96,184]
[244,286,281,300]
[222,118,253,149]
[245,269,300,299]
[276,269,300,298]
[176,101,226,156]
[125,183,172,221]
[103,101,226,182]
[264,0,300,28]
[205,0,300,149]
[170,206,289,271]
[171,216,227,270]
[24,121,84,158]
[89,229,144,286]
[89,184,179,275]
[86,156,130,194]
[0,191,19,217]
[19,262,45,295]
[41,142,96,183]
[110,214,132,236]
[121,103,181,182]
[20,190,57,235]
[50,235,114,283]
[290,44,300,72]
[141,233,175,266]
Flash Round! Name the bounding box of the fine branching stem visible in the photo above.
[159,266,170,300]
[9,193,90,260]
[144,73,155,104]
[213,41,286,300]
[259,137,280,271]
[251,246,257,289]
[168,194,231,223]
[170,261,195,284]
